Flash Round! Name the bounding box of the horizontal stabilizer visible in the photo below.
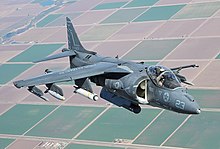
[34,50,76,63]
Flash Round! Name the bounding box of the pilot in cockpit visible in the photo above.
[148,65,181,89]
[155,67,165,86]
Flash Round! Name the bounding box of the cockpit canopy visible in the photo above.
[147,65,181,89]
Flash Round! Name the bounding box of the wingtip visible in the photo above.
[32,60,39,63]
[195,64,199,68]
[13,80,24,88]
[33,59,44,63]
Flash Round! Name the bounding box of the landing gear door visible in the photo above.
[145,79,148,102]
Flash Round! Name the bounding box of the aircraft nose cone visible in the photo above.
[188,106,201,114]
[183,93,201,114]
[190,102,201,114]
[189,101,201,114]
[196,108,201,114]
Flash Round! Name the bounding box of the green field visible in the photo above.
[26,106,105,139]
[134,111,187,146]
[9,44,64,62]
[188,89,220,108]
[0,104,57,135]
[134,5,185,22]
[124,0,159,8]
[77,108,161,142]
[101,8,146,24]
[36,14,63,27]
[215,54,220,59]
[164,111,220,149]
[0,138,15,149]
[173,1,220,19]
[0,64,33,84]
[92,2,127,10]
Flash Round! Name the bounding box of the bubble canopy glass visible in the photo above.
[147,65,181,89]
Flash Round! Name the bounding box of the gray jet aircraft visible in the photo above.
[14,17,201,114]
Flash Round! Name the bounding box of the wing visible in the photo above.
[14,62,130,88]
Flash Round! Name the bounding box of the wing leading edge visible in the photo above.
[14,62,130,88]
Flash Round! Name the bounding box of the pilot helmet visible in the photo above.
[156,67,165,74]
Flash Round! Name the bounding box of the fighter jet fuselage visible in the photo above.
[14,17,201,115]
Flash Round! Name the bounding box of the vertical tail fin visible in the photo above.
[66,17,96,54]
[66,17,94,92]
[66,17,85,51]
